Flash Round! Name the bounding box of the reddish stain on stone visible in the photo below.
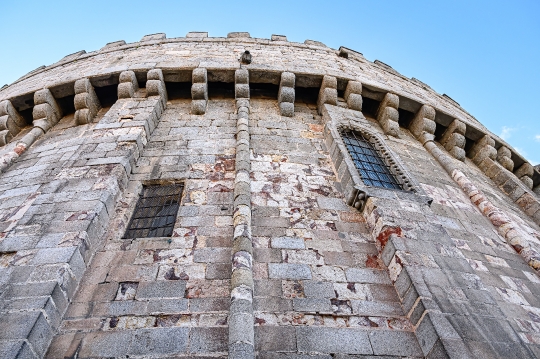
[309,124,323,132]
[365,254,381,269]
[13,145,26,155]
[255,317,266,325]
[376,226,402,248]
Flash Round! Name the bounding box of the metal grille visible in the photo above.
[340,129,403,190]
[124,184,183,239]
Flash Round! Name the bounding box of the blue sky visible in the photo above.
[0,0,538,164]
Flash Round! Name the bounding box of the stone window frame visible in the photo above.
[325,115,431,211]
[123,179,185,239]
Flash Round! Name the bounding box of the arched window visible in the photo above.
[340,129,402,190]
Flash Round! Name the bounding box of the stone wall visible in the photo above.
[0,32,539,358]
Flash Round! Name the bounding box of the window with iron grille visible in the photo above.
[124,183,183,238]
[340,129,403,190]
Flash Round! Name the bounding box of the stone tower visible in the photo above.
[0,31,540,359]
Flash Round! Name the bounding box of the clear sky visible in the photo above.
[0,0,538,164]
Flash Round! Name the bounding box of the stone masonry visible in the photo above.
[0,31,540,359]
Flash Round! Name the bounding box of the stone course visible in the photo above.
[0,31,539,359]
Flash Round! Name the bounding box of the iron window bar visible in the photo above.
[340,129,403,190]
[124,183,184,239]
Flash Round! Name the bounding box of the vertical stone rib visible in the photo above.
[229,69,255,359]
[423,140,540,271]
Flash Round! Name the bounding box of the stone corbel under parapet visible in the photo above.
[74,78,101,126]
[376,93,400,137]
[191,68,208,115]
[439,119,466,161]
[515,162,534,189]
[235,69,250,100]
[118,70,139,99]
[496,145,514,172]
[146,69,168,108]
[278,72,295,117]
[467,134,497,166]
[32,88,62,133]
[0,99,25,146]
[409,104,436,144]
[344,80,362,111]
[317,75,337,115]
[462,132,538,220]
[405,100,540,264]
[0,89,61,173]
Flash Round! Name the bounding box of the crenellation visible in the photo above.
[100,40,126,50]
[228,32,251,38]
[186,31,208,38]
[140,33,166,42]
[271,34,287,41]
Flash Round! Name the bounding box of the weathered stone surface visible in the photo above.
[0,32,537,359]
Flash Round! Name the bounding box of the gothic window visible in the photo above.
[340,129,403,190]
[124,183,183,238]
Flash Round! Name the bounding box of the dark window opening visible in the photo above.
[361,97,381,119]
[397,108,414,129]
[295,87,319,104]
[208,82,235,99]
[250,83,279,99]
[337,89,345,99]
[165,82,192,100]
[124,183,184,239]
[56,95,76,117]
[94,84,118,108]
[340,129,402,190]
